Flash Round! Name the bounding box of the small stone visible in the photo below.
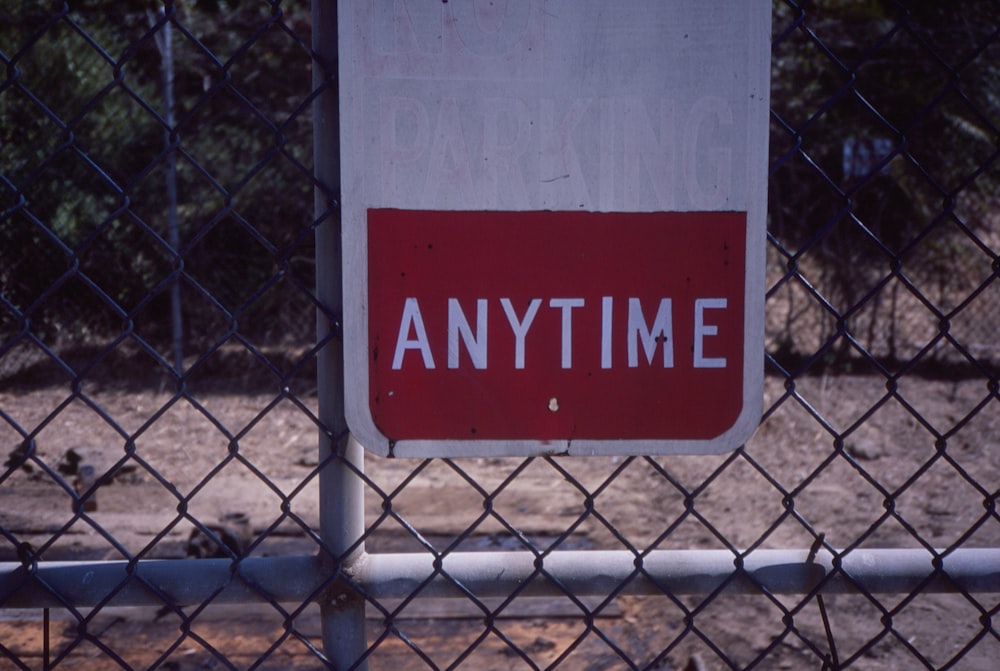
[111,462,142,484]
[57,447,86,475]
[530,637,556,652]
[296,453,319,467]
[75,464,98,512]
[4,443,34,473]
[846,438,883,460]
[685,653,708,671]
[187,512,252,558]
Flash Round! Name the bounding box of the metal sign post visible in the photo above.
[340,1,771,457]
[316,1,368,669]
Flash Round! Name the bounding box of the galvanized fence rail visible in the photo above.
[2,1,1000,669]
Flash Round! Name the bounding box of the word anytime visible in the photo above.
[390,297,729,371]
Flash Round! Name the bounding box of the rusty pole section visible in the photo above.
[313,0,369,668]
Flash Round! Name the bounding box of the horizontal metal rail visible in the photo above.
[2,548,998,609]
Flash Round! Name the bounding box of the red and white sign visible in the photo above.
[339,1,771,457]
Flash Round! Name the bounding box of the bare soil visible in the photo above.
[2,365,1000,669]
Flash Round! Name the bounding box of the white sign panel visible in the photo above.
[339,0,771,458]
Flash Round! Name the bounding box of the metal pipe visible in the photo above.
[0,556,324,609]
[312,0,369,668]
[356,548,1000,598]
[3,548,999,610]
[148,5,183,374]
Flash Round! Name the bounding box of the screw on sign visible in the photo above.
[339,1,771,457]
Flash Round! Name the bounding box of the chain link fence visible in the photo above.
[3,1,1000,669]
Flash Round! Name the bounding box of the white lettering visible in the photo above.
[424,97,475,207]
[373,0,444,57]
[628,298,674,368]
[448,298,488,369]
[685,96,733,209]
[367,0,541,79]
[483,98,531,209]
[694,298,727,368]
[599,98,616,210]
[500,298,541,369]
[601,296,613,369]
[389,296,724,371]
[392,297,435,369]
[380,96,429,204]
[549,298,585,369]
[540,99,592,208]
[377,95,736,211]
[624,98,677,209]
[451,0,532,58]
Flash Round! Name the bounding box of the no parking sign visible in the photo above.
[339,1,771,457]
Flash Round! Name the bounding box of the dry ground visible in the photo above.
[2,366,1000,669]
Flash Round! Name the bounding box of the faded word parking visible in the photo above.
[378,95,734,212]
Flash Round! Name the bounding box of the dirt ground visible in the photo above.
[2,360,1000,669]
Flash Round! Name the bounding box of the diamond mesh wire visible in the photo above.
[2,1,1000,669]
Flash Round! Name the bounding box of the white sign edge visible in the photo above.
[339,1,772,458]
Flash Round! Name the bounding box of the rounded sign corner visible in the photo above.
[708,386,764,454]
[345,404,392,458]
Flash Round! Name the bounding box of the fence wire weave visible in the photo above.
[2,1,1000,669]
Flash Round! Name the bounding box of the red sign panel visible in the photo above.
[367,209,746,443]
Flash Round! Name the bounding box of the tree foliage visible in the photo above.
[2,0,998,361]
[1,0,314,350]
[767,0,1000,364]
[770,0,999,264]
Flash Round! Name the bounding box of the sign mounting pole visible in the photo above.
[316,1,368,668]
